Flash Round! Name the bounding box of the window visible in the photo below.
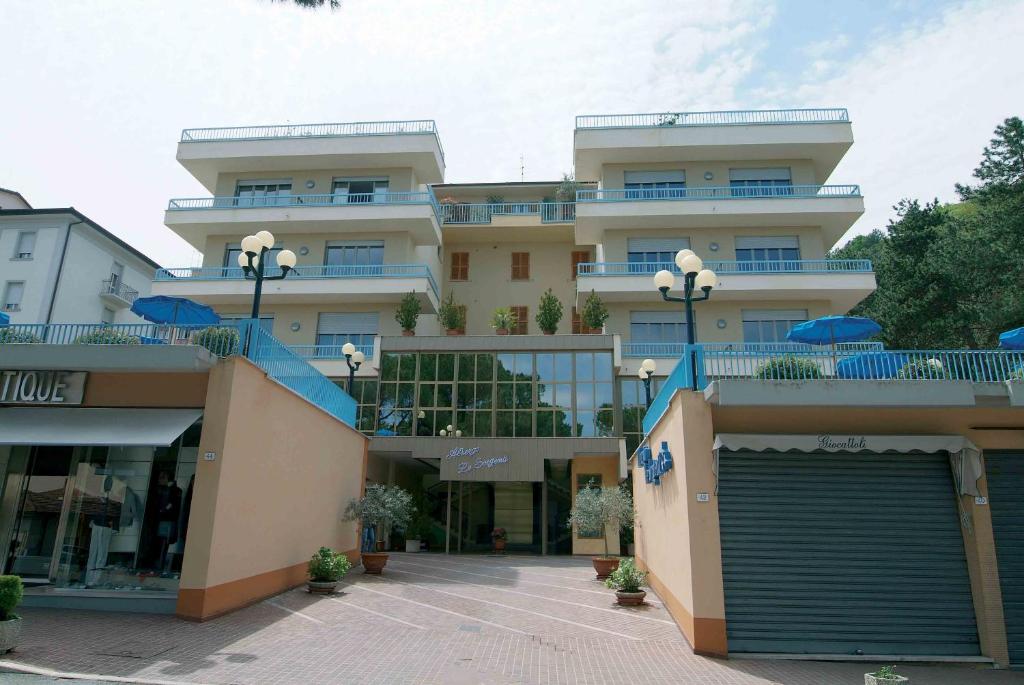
[729,168,793,197]
[576,474,605,537]
[235,180,292,206]
[511,252,530,280]
[536,352,574,437]
[13,232,35,259]
[496,353,534,438]
[734,236,801,269]
[573,352,614,438]
[510,306,528,335]
[742,309,808,343]
[332,178,389,204]
[620,378,663,457]
[630,311,690,351]
[325,241,384,272]
[572,307,600,335]
[101,307,115,325]
[339,378,380,435]
[627,238,690,271]
[571,250,590,280]
[624,170,685,199]
[316,313,379,357]
[450,252,469,281]
[3,281,24,312]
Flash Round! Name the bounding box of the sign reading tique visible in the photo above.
[0,370,87,405]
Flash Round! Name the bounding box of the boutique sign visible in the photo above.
[0,370,87,405]
[439,443,543,482]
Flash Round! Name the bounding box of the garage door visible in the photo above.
[718,450,980,656]
[984,452,1024,666]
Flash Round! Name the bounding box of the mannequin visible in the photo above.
[154,471,182,573]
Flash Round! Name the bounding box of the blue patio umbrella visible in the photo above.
[130,296,220,326]
[836,352,909,379]
[786,315,882,346]
[0,311,8,326]
[998,326,1024,350]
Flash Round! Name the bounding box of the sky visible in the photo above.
[1,0,1022,267]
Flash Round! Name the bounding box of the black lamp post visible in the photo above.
[654,250,717,391]
[341,341,366,393]
[239,230,297,320]
[639,358,656,409]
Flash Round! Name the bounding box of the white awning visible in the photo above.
[0,408,202,446]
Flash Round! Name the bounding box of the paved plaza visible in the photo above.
[2,553,1023,685]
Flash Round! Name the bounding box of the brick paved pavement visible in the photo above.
[3,553,1024,685]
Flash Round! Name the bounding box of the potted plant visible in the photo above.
[438,292,466,336]
[896,358,946,379]
[307,547,351,595]
[536,288,563,335]
[554,173,579,203]
[580,290,609,333]
[865,665,908,684]
[566,481,635,579]
[192,325,241,356]
[395,292,421,336]
[0,329,42,344]
[344,484,415,574]
[404,512,433,553]
[752,355,823,379]
[0,575,24,654]
[73,329,141,345]
[491,527,508,553]
[491,307,516,336]
[604,557,648,606]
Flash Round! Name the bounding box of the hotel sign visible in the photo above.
[439,444,544,482]
[0,370,87,405]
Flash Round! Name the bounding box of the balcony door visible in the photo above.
[626,238,690,273]
[316,312,379,358]
[324,241,385,276]
[734,236,800,271]
[623,170,685,199]
[629,311,690,355]
[332,179,389,204]
[234,180,292,207]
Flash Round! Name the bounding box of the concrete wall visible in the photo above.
[570,455,622,556]
[177,356,368,620]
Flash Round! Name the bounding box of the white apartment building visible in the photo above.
[0,207,160,325]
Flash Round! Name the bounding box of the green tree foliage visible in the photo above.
[831,117,1024,349]
[275,0,341,8]
[566,482,634,558]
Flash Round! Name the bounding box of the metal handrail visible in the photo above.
[622,341,883,358]
[101,279,140,303]
[577,259,873,276]
[575,108,850,129]
[167,192,437,210]
[290,344,375,360]
[576,185,861,202]
[438,202,576,225]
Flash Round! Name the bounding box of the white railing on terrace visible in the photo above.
[576,185,860,202]
[575,108,850,129]
[439,202,576,224]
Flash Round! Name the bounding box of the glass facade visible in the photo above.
[620,377,663,456]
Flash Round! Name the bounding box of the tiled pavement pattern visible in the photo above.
[4,553,1024,685]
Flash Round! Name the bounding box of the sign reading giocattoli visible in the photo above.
[0,370,87,405]
[439,444,544,482]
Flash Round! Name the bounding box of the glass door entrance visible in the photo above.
[3,446,75,579]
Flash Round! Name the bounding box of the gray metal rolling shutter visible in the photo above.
[984,452,1024,666]
[718,450,980,656]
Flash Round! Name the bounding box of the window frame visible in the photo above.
[510,306,528,335]
[511,252,530,281]
[450,252,469,281]
[571,250,590,280]
[3,281,25,312]
[13,231,35,260]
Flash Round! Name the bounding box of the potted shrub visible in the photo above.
[438,292,466,336]
[554,173,579,203]
[865,665,908,684]
[192,325,240,356]
[752,355,823,379]
[604,557,648,606]
[73,329,141,345]
[404,512,433,553]
[0,575,23,654]
[580,290,609,333]
[896,358,946,379]
[344,484,415,574]
[566,481,635,579]
[536,288,563,335]
[491,307,516,336]
[395,292,421,336]
[491,527,508,553]
[307,547,351,595]
[0,329,42,344]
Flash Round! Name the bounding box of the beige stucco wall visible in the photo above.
[178,356,367,620]
[213,167,419,197]
[570,455,622,556]
[599,159,816,190]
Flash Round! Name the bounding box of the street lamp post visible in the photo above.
[638,358,657,409]
[341,342,366,394]
[439,424,463,438]
[238,230,297,321]
[653,250,717,391]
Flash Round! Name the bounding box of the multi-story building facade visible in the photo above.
[0,206,159,325]
[153,109,872,555]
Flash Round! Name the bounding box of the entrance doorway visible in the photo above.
[3,446,74,578]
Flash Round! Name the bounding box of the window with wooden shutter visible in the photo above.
[450,252,469,281]
[511,252,530,280]
[510,306,528,335]
[571,250,590,280]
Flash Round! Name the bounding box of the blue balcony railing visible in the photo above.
[575,108,850,129]
[622,341,882,359]
[578,259,872,277]
[576,185,860,202]
[155,264,440,301]
[167,191,441,220]
[438,202,576,225]
[290,344,375,360]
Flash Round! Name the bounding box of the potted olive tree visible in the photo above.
[491,527,508,553]
[491,307,516,336]
[566,481,634,579]
[395,292,421,336]
[307,547,351,595]
[536,288,563,335]
[580,290,609,333]
[344,484,415,574]
[865,665,908,684]
[0,575,24,654]
[604,557,648,606]
[438,292,466,335]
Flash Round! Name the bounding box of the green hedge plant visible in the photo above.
[0,575,23,622]
[438,292,466,332]
[395,292,422,334]
[73,329,141,345]
[0,329,42,344]
[580,290,609,332]
[192,326,240,356]
[752,355,823,380]
[604,558,647,593]
[308,547,351,582]
[535,288,564,334]
[896,358,946,379]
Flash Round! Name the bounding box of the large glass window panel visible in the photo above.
[437,354,455,381]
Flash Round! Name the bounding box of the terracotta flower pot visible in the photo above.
[542,330,555,336]
[493,539,507,552]
[495,328,509,336]
[864,675,908,685]
[0,617,22,654]
[402,330,415,337]
[591,556,620,579]
[445,329,463,336]
[361,552,389,574]
[615,590,646,606]
[307,580,338,595]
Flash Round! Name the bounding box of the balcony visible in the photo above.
[99,279,139,308]
[573,108,853,181]
[574,185,863,248]
[164,192,442,248]
[576,259,875,311]
[438,201,576,240]
[176,119,445,191]
[152,264,440,311]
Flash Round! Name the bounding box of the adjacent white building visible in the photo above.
[0,206,160,324]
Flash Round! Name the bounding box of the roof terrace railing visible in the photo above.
[576,185,861,202]
[578,259,872,277]
[181,119,439,142]
[575,108,850,130]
